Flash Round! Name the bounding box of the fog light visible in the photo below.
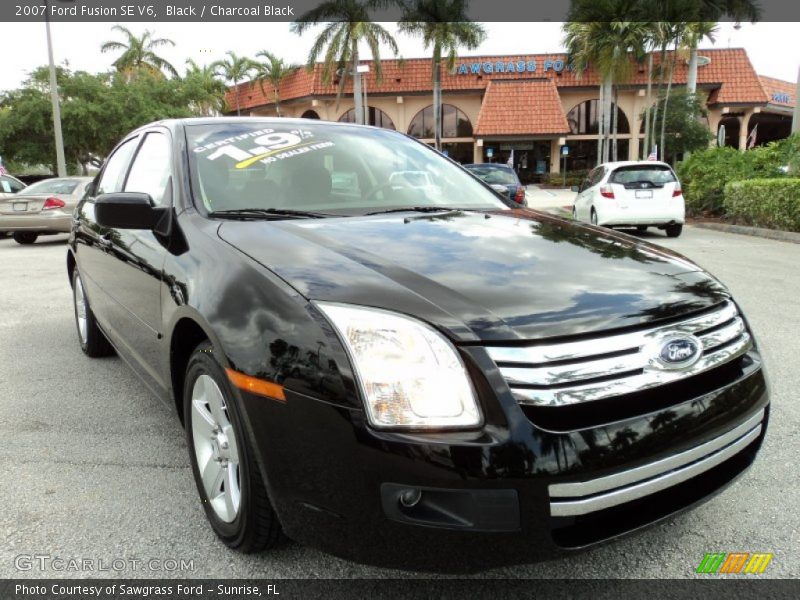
[399,489,422,508]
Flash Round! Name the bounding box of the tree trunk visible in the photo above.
[603,75,612,163]
[650,43,668,159]
[643,53,653,159]
[660,41,678,163]
[596,83,604,166]
[352,41,363,125]
[613,88,619,161]
[687,40,698,96]
[234,79,241,116]
[433,46,442,151]
[274,87,281,117]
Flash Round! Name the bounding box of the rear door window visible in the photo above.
[124,132,173,206]
[96,137,139,195]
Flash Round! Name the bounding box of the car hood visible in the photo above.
[217,209,729,342]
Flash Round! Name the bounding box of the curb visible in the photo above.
[691,222,800,245]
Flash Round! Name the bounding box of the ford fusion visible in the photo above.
[68,118,768,571]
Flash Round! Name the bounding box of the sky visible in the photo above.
[0,21,797,92]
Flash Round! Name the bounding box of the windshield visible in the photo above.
[22,179,82,195]
[610,165,676,186]
[466,166,517,185]
[186,122,509,215]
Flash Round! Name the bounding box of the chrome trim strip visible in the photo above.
[486,301,737,365]
[698,317,745,350]
[550,409,764,498]
[549,424,762,517]
[511,333,751,406]
[501,352,648,386]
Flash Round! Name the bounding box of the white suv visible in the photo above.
[572,161,685,237]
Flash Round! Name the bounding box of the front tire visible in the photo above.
[13,232,38,245]
[665,223,683,238]
[72,269,114,357]
[184,343,281,553]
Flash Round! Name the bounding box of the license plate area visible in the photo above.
[12,203,27,212]
[635,190,653,199]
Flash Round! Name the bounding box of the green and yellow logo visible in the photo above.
[696,552,773,574]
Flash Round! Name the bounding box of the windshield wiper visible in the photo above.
[364,206,467,216]
[208,208,335,220]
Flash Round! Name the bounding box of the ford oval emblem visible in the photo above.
[655,335,702,369]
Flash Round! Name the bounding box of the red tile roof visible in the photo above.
[226,48,771,112]
[758,75,795,108]
[475,79,569,136]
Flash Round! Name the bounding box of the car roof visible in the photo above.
[131,116,393,135]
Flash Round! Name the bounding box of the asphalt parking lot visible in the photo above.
[0,226,797,579]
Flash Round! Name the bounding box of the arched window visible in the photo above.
[407,104,473,139]
[301,110,320,119]
[338,107,396,130]
[567,99,630,134]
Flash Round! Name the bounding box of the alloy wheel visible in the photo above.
[191,374,241,523]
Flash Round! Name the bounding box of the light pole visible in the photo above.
[357,64,370,125]
[45,0,67,176]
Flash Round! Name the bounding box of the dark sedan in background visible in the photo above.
[463,163,527,206]
[67,118,768,572]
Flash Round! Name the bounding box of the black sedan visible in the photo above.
[463,163,527,206]
[68,118,768,572]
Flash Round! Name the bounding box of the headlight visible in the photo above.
[316,303,482,430]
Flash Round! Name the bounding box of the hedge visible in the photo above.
[677,134,799,216]
[540,170,588,187]
[723,179,800,232]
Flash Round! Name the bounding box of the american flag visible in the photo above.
[747,124,758,149]
[646,146,658,161]
[506,149,514,169]
[0,156,6,175]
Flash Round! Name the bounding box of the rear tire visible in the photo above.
[590,208,598,226]
[665,224,683,238]
[637,226,648,232]
[72,269,114,357]
[184,342,281,553]
[572,206,578,221]
[13,232,38,245]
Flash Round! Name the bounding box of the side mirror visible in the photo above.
[95,192,168,230]
[570,185,580,193]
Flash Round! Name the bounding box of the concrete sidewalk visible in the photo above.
[525,185,575,212]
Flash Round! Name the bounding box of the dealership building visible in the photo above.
[226,48,795,182]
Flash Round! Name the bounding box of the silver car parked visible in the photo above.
[0,177,93,245]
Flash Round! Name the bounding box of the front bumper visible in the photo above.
[239,350,768,572]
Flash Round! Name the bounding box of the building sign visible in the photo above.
[456,58,574,75]
[772,92,792,104]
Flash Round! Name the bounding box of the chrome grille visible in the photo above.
[485,301,752,407]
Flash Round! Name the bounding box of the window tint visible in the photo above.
[590,167,606,186]
[610,165,675,185]
[96,137,139,195]
[124,132,172,206]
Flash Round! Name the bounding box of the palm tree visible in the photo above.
[564,14,647,164]
[398,0,486,151]
[100,26,178,79]
[254,51,298,117]
[685,22,718,96]
[211,51,258,116]
[183,60,227,116]
[292,0,398,124]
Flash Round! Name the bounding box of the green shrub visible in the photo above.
[677,134,799,216]
[723,178,800,232]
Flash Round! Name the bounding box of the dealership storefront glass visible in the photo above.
[482,141,552,183]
